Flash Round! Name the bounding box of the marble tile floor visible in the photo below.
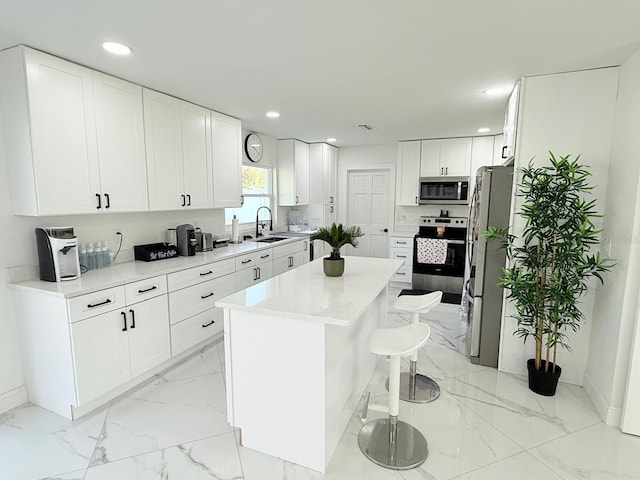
[2,286,640,479]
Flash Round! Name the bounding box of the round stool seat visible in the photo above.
[388,291,443,404]
[369,323,431,357]
[393,291,442,313]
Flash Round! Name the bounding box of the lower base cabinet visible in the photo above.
[71,295,170,404]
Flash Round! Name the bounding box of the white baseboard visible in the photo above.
[0,385,28,414]
[584,371,623,426]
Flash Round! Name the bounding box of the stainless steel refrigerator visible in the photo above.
[464,165,514,367]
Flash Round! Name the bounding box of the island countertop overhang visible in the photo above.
[215,256,404,327]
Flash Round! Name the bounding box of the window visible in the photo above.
[225,165,274,225]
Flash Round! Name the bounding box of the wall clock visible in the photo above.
[244,133,263,163]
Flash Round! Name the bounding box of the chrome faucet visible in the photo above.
[255,206,273,238]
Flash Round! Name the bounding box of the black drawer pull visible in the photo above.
[87,298,112,308]
[202,320,215,328]
[181,194,186,207]
[138,285,158,294]
[199,270,213,276]
[121,311,127,331]
[397,272,406,276]
[397,241,407,245]
[104,193,111,209]
[242,259,252,264]
[96,193,102,209]
[260,254,270,259]
[397,255,407,258]
[201,292,214,299]
[129,309,136,329]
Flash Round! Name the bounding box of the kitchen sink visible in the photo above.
[254,236,289,243]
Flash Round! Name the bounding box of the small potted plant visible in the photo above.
[485,153,613,396]
[310,223,363,277]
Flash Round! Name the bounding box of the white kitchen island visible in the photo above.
[215,256,404,473]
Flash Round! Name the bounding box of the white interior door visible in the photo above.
[622,300,640,435]
[346,170,390,258]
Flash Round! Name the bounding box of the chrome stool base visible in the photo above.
[358,417,428,470]
[386,371,440,403]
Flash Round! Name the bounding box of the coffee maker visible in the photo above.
[35,227,81,282]
[176,224,197,256]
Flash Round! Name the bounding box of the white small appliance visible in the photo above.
[35,227,81,282]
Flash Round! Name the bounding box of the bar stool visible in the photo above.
[358,322,431,470]
[387,291,442,403]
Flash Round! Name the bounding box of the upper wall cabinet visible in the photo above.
[277,139,309,206]
[502,82,520,161]
[143,89,213,211]
[395,140,421,206]
[0,46,148,215]
[420,137,472,177]
[322,144,337,205]
[211,111,242,208]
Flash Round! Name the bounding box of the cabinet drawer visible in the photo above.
[125,275,167,305]
[167,258,236,292]
[68,286,126,322]
[272,240,303,259]
[391,265,412,284]
[169,273,236,325]
[171,308,223,356]
[390,237,413,248]
[235,248,273,270]
[389,247,413,265]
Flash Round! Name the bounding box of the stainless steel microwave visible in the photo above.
[419,176,470,205]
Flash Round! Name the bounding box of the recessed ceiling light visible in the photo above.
[265,111,280,118]
[477,127,491,133]
[326,137,337,142]
[483,87,507,96]
[101,41,132,56]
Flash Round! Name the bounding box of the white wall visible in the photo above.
[0,124,286,414]
[587,50,640,427]
[499,68,619,386]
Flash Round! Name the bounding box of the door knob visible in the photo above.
[381,228,389,233]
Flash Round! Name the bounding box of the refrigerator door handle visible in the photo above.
[470,296,483,357]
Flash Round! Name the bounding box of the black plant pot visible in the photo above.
[527,359,562,396]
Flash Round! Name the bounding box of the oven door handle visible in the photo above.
[446,239,465,245]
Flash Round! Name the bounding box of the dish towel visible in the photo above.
[416,238,448,264]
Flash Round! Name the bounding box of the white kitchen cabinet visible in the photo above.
[92,72,149,212]
[389,236,414,284]
[492,134,505,165]
[71,308,131,405]
[502,82,520,161]
[470,136,495,181]
[236,261,274,290]
[0,46,150,215]
[395,141,421,206]
[273,251,305,276]
[278,139,309,206]
[143,88,213,211]
[420,138,472,177]
[322,144,338,204]
[211,110,242,208]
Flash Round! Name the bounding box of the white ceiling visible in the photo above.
[1,1,640,147]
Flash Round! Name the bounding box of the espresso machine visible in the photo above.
[35,227,81,282]
[176,224,197,256]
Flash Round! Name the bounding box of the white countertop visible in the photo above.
[11,236,310,298]
[215,256,404,326]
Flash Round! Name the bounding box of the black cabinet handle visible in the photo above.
[129,309,136,329]
[415,196,418,204]
[201,292,214,299]
[199,270,213,276]
[104,193,110,209]
[397,272,406,276]
[187,194,191,206]
[242,259,252,264]
[121,311,127,331]
[253,267,258,281]
[295,195,299,204]
[303,242,308,251]
[96,193,102,209]
[397,255,407,258]
[202,320,215,328]
[87,298,112,308]
[260,254,270,259]
[502,145,507,159]
[138,285,158,294]
[240,194,244,206]
[257,266,261,279]
[181,194,186,207]
[397,241,407,245]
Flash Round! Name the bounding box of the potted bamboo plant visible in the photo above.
[485,153,613,396]
[310,223,363,277]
